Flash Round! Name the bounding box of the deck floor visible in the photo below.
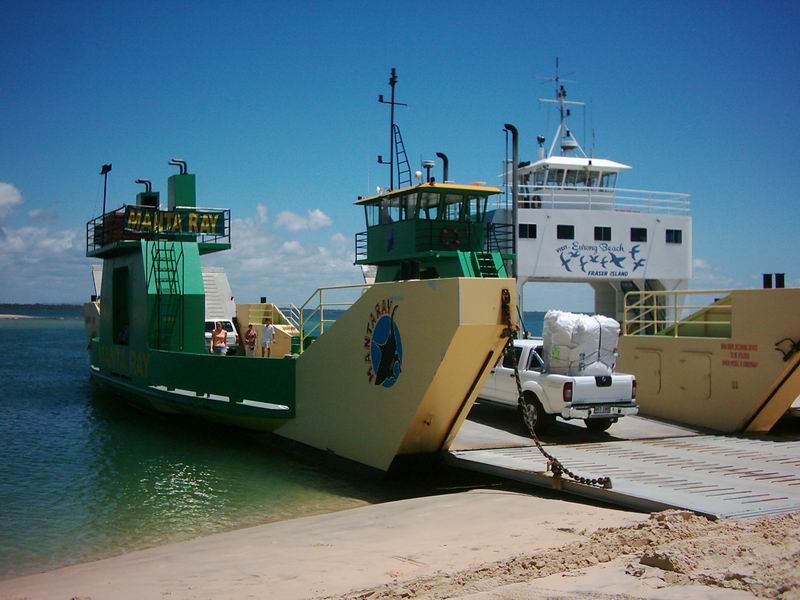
[448,402,800,518]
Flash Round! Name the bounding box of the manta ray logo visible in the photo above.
[364,300,403,387]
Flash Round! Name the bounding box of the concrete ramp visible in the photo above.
[447,434,800,518]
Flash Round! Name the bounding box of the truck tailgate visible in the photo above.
[572,375,633,404]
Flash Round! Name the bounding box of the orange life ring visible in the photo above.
[440,226,461,249]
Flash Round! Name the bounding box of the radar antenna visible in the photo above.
[537,58,587,158]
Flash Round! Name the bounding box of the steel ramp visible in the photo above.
[446,435,800,518]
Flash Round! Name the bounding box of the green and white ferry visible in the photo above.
[83,158,517,472]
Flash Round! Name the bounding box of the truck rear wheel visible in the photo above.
[519,393,554,437]
[584,418,614,432]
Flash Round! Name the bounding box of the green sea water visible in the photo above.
[0,308,545,578]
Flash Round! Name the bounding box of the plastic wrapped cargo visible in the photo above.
[542,310,620,376]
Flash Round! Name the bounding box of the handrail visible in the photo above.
[493,185,691,215]
[296,283,373,352]
[623,288,733,339]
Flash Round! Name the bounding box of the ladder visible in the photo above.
[472,252,500,278]
[150,240,184,350]
[393,124,412,189]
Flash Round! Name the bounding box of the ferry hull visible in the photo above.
[88,277,513,471]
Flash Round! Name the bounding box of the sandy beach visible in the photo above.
[1,489,797,600]
[0,314,36,319]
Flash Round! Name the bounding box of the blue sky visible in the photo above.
[1,1,798,308]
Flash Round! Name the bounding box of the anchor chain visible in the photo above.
[500,289,612,490]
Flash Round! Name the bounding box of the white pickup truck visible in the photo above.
[478,338,638,436]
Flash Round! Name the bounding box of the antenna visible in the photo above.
[377,67,407,190]
[537,57,587,158]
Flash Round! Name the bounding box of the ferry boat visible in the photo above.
[493,73,692,322]
[83,141,516,473]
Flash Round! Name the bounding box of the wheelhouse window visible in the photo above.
[443,194,463,221]
[532,168,546,187]
[417,192,440,220]
[546,169,565,187]
[466,195,486,222]
[557,224,574,240]
[631,227,647,242]
[403,193,418,220]
[580,170,599,188]
[564,170,578,187]
[600,172,618,189]
[594,226,611,242]
[666,229,683,244]
[519,224,537,238]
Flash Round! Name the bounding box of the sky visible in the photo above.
[1,0,799,309]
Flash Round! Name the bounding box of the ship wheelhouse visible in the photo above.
[354,182,514,283]
[516,156,630,210]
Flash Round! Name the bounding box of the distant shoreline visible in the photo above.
[0,314,37,319]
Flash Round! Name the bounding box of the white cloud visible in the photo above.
[255,203,267,225]
[330,232,348,244]
[280,240,303,254]
[275,208,332,231]
[691,257,737,288]
[27,207,58,223]
[203,206,360,305]
[0,182,22,223]
[307,209,332,229]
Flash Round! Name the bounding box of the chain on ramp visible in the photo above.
[500,289,613,490]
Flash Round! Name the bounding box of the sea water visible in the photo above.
[0,307,545,578]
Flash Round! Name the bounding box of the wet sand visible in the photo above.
[1,490,796,599]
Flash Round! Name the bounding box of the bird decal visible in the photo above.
[633,258,646,272]
[559,252,573,272]
[600,256,609,269]
[609,252,626,269]
[579,255,589,273]
[374,305,401,387]
[589,254,600,263]
[630,244,641,261]
[569,250,581,258]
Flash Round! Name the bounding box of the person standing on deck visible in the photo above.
[210,321,228,355]
[244,324,258,356]
[262,318,275,358]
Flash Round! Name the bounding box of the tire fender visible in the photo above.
[521,382,556,415]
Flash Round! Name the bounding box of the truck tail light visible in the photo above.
[563,382,573,404]
[632,379,637,400]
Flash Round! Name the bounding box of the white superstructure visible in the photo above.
[493,72,692,321]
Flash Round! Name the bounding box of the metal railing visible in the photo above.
[494,185,691,215]
[624,289,733,338]
[297,283,372,352]
[355,231,367,262]
[244,303,299,330]
[86,205,231,254]
[485,223,513,254]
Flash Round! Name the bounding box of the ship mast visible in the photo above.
[539,58,587,158]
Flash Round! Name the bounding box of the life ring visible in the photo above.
[532,194,542,207]
[440,226,461,249]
